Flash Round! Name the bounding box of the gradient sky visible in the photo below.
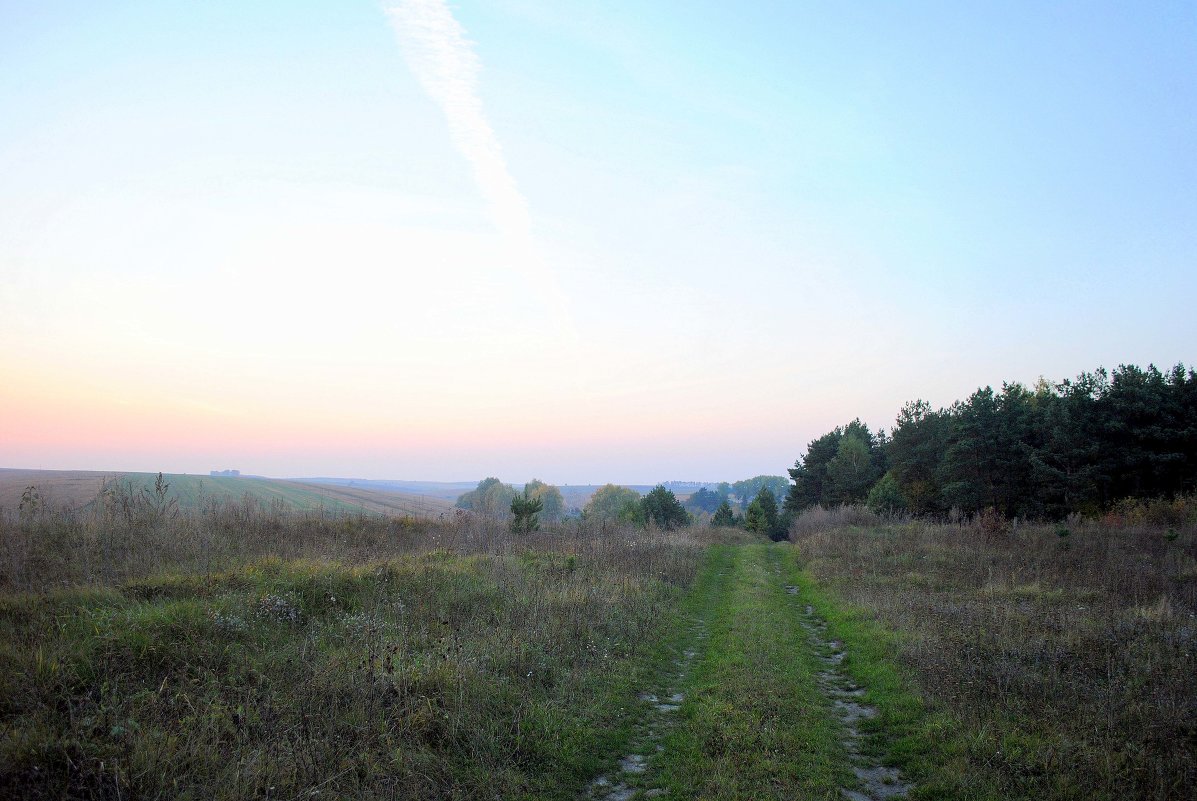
[2,1,1194,484]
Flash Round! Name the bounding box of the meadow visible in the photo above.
[0,491,704,799]
[2,480,1193,800]
[791,506,1197,800]
[0,470,453,521]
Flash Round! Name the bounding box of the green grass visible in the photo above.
[9,502,1184,800]
[117,473,371,515]
[792,560,988,800]
[654,543,852,799]
[0,544,698,799]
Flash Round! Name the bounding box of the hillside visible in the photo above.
[0,470,715,519]
[293,478,716,513]
[0,469,453,518]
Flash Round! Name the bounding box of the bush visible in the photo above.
[787,505,881,540]
[1102,495,1197,530]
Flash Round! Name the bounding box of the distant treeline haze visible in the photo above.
[788,363,1197,520]
[455,478,567,522]
[455,476,792,529]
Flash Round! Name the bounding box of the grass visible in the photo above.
[0,503,704,799]
[790,507,1197,800]
[0,470,454,519]
[2,487,467,591]
[654,543,851,799]
[123,473,381,515]
[5,485,1192,799]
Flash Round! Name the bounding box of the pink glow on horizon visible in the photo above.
[1,369,832,482]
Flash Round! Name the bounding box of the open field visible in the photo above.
[791,508,1197,800]
[292,480,714,515]
[291,477,478,503]
[0,470,454,519]
[0,502,706,799]
[1,490,1193,799]
[0,471,686,519]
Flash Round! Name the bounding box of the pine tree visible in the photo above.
[711,499,736,527]
[641,486,689,530]
[509,490,543,534]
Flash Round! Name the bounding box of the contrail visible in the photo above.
[384,0,574,335]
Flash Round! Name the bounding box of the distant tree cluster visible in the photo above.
[582,484,689,529]
[523,479,566,523]
[456,478,566,526]
[583,484,645,525]
[685,487,723,514]
[456,478,517,518]
[690,477,787,541]
[785,363,1197,521]
[744,487,786,541]
[730,476,790,511]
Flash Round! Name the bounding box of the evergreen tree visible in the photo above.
[887,400,951,516]
[788,362,1197,522]
[938,387,1005,513]
[754,487,783,540]
[825,434,879,505]
[509,490,543,534]
[641,485,689,529]
[685,487,722,513]
[1031,373,1104,516]
[711,499,736,526]
[786,420,882,511]
[744,498,768,536]
[786,429,844,511]
[866,471,907,515]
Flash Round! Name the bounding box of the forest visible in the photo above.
[787,363,1197,521]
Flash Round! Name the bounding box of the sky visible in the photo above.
[1,0,1194,485]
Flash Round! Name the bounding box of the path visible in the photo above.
[582,543,912,800]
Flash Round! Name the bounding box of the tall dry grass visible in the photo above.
[0,486,707,799]
[0,481,706,592]
[791,505,1197,800]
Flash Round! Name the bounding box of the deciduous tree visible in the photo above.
[524,479,566,523]
[584,484,642,522]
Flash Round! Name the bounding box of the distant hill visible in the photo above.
[292,477,476,502]
[0,469,454,518]
[293,478,718,512]
[0,469,727,519]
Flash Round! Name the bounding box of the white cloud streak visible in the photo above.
[386,0,527,238]
[385,0,574,337]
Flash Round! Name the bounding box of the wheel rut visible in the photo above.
[583,616,708,800]
[585,546,913,799]
[790,587,913,800]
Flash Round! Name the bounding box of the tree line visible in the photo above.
[786,363,1197,521]
[581,484,690,529]
[455,476,794,538]
[683,476,790,515]
[679,477,790,540]
[456,479,694,531]
[457,478,569,526]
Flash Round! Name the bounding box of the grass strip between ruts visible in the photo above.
[653,543,852,799]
